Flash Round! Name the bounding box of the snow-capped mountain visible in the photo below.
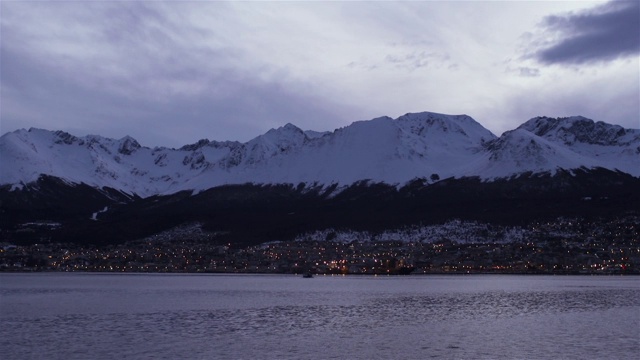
[1,112,638,197]
[471,129,602,178]
[519,116,638,146]
[515,116,640,175]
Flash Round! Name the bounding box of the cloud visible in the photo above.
[0,1,360,147]
[499,62,640,134]
[503,65,541,78]
[347,49,453,72]
[518,67,540,77]
[528,0,640,65]
[1,41,357,148]
[1,0,637,148]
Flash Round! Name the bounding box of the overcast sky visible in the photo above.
[1,0,638,148]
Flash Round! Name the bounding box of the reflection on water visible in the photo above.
[1,274,638,359]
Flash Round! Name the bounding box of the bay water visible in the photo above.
[1,274,638,359]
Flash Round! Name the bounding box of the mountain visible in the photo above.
[3,112,636,197]
[516,116,640,175]
[474,129,600,178]
[1,112,639,246]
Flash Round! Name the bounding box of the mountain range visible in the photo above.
[1,111,639,246]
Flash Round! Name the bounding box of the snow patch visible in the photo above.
[90,206,109,221]
[295,220,529,244]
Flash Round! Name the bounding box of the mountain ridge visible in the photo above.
[1,111,638,198]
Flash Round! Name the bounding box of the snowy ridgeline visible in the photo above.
[294,220,530,244]
[2,112,638,197]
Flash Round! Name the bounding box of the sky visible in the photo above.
[1,0,639,148]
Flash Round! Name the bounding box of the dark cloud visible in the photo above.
[532,0,639,64]
[0,2,357,147]
[0,42,355,148]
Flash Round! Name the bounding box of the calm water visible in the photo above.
[1,274,638,359]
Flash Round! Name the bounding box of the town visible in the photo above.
[1,216,638,275]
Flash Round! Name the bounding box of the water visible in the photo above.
[1,274,638,359]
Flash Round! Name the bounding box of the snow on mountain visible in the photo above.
[304,130,331,139]
[0,128,237,196]
[517,116,640,176]
[227,123,308,166]
[519,116,638,146]
[466,128,601,178]
[295,219,529,244]
[1,112,638,197]
[177,112,497,192]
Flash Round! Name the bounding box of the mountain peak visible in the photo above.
[519,116,638,146]
[282,122,302,131]
[396,111,496,146]
[118,136,141,155]
[266,123,304,135]
[180,139,211,151]
[224,122,308,167]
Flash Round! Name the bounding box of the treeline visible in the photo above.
[1,168,639,247]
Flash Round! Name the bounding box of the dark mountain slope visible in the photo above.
[3,169,637,246]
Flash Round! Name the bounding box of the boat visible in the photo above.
[302,272,313,278]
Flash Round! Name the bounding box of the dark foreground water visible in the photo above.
[1,274,638,359]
